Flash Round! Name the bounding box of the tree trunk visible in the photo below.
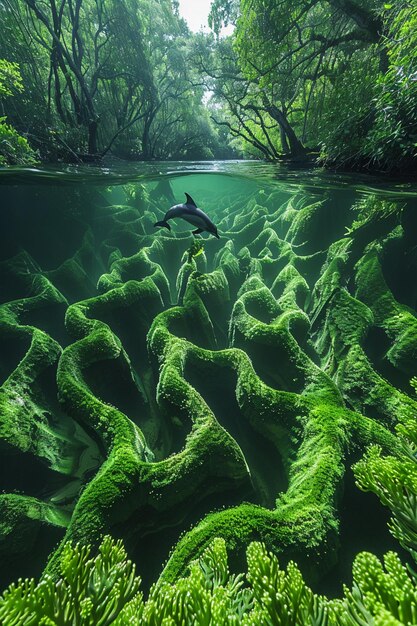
[88,120,98,155]
[142,127,150,159]
[142,118,153,159]
[326,0,383,43]
[279,126,290,154]
[267,105,306,156]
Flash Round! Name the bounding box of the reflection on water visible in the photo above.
[2,159,417,199]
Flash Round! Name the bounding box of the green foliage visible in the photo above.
[0,59,23,98]
[0,116,36,165]
[144,539,252,625]
[354,418,417,563]
[245,541,330,625]
[0,1,233,161]
[346,195,403,235]
[342,551,417,626]
[205,0,417,169]
[360,4,417,170]
[0,59,36,165]
[0,536,142,626]
[1,0,417,167]
[318,49,379,168]
[208,0,238,36]
[319,3,417,170]
[4,533,417,625]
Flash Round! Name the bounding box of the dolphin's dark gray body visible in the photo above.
[154,193,220,238]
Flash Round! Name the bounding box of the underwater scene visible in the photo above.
[2,161,417,624]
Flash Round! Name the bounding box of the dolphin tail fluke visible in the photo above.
[154,220,171,230]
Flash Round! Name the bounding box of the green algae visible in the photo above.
[3,532,417,625]
[0,168,416,605]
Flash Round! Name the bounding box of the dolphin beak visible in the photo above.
[214,232,220,239]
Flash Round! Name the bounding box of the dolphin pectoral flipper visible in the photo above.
[192,228,203,236]
[154,220,171,230]
[185,193,197,207]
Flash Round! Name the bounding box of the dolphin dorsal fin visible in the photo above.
[185,193,197,207]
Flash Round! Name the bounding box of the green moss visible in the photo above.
[0,179,415,615]
[356,249,417,376]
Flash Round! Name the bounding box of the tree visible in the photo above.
[0,0,231,161]
[206,0,400,164]
[357,3,417,171]
[0,58,36,164]
[10,0,156,157]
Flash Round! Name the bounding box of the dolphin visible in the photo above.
[154,193,220,238]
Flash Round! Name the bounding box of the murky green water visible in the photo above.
[1,161,417,595]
